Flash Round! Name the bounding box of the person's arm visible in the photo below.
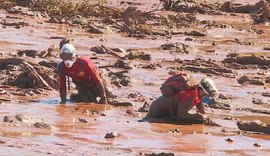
[58,75,67,103]
[196,102,205,114]
[84,59,107,104]
[96,82,107,104]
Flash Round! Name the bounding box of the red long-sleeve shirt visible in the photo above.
[58,56,102,93]
[173,86,202,109]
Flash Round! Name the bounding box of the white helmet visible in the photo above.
[199,78,218,97]
[60,43,76,60]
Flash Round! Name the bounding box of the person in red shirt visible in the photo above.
[57,43,108,104]
[146,77,218,123]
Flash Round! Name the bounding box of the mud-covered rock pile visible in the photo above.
[0,58,58,96]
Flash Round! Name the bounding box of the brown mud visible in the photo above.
[0,0,270,155]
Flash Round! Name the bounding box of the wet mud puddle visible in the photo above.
[0,0,270,155]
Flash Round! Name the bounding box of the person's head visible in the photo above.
[60,43,76,68]
[198,77,218,98]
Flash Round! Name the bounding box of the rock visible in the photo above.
[17,50,38,58]
[78,118,89,123]
[184,31,207,37]
[145,152,175,156]
[141,63,162,69]
[33,122,51,129]
[3,116,14,123]
[168,129,182,134]
[114,59,133,69]
[104,132,118,138]
[225,138,234,142]
[252,98,269,105]
[254,143,262,147]
[126,51,151,60]
[91,46,106,54]
[262,92,270,97]
[110,100,133,107]
[160,42,196,54]
[87,23,112,34]
[237,120,270,134]
[210,101,231,110]
[237,75,265,85]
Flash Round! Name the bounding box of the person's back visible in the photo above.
[147,77,218,123]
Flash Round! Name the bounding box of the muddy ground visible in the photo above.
[0,0,270,155]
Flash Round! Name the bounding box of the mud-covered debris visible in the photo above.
[203,118,221,126]
[184,31,207,37]
[126,51,151,60]
[237,75,265,85]
[0,21,29,28]
[254,143,262,147]
[109,71,132,87]
[236,107,270,114]
[252,98,269,105]
[262,92,270,97]
[3,116,14,123]
[225,138,234,142]
[218,93,233,100]
[220,1,270,23]
[237,120,270,134]
[168,128,182,134]
[17,50,38,58]
[91,46,106,54]
[91,45,124,59]
[86,24,112,34]
[161,0,220,14]
[223,54,270,67]
[138,102,150,112]
[33,122,51,129]
[141,63,162,69]
[104,132,118,138]
[8,6,35,16]
[161,42,196,54]
[210,101,231,110]
[78,118,89,123]
[126,108,140,117]
[145,152,175,156]
[114,59,133,69]
[110,100,133,107]
[223,117,233,120]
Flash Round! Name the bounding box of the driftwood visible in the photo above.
[101,45,125,59]
[22,61,52,90]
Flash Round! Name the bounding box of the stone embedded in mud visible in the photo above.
[126,51,151,60]
[254,143,262,147]
[225,138,234,142]
[33,122,51,129]
[184,31,207,37]
[104,132,118,138]
[252,98,269,105]
[168,129,182,134]
[17,50,38,58]
[3,116,14,123]
[209,101,231,110]
[144,152,175,156]
[237,75,265,85]
[78,118,89,123]
[262,92,270,97]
